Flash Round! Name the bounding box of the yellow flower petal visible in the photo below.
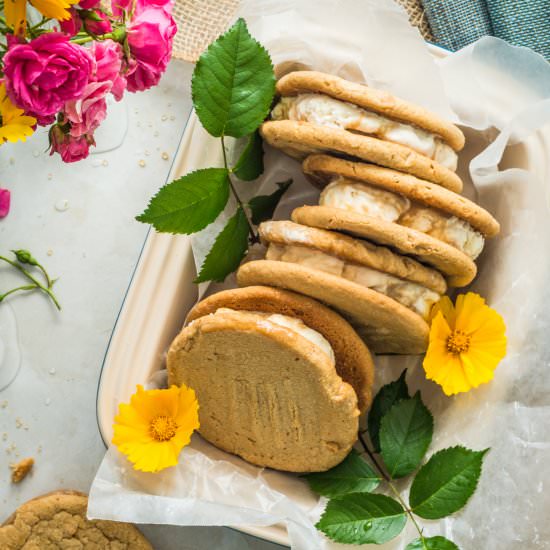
[0,84,36,144]
[429,311,452,341]
[4,0,27,35]
[112,384,200,473]
[29,0,78,20]
[429,295,456,327]
[454,292,486,332]
[423,292,507,396]
[460,351,495,389]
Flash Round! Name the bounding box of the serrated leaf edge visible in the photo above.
[380,392,434,479]
[410,445,489,516]
[405,535,459,550]
[368,369,409,452]
[302,449,380,498]
[193,206,249,283]
[191,18,275,139]
[135,168,230,234]
[233,131,264,181]
[315,494,406,544]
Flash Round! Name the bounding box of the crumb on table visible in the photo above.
[10,457,34,483]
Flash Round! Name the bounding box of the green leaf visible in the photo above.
[194,207,249,283]
[409,446,488,519]
[136,168,230,234]
[368,370,409,452]
[380,393,433,479]
[249,179,292,225]
[316,493,406,545]
[303,449,380,498]
[233,131,264,181]
[406,536,460,550]
[192,18,276,138]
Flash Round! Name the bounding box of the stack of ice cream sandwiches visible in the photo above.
[240,71,500,353]
[167,71,500,473]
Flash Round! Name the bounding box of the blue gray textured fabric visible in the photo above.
[421,0,550,59]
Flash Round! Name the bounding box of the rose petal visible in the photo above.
[0,188,11,218]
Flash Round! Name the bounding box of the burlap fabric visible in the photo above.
[171,0,433,62]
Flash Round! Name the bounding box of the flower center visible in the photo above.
[149,415,177,442]
[446,329,471,354]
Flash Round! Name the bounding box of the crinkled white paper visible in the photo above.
[89,1,550,548]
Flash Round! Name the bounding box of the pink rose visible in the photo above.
[79,0,100,7]
[64,81,109,137]
[0,188,10,218]
[138,0,173,8]
[83,9,112,35]
[53,39,125,163]
[126,5,176,92]
[90,40,126,100]
[3,33,93,125]
[112,0,172,16]
[111,0,132,17]
[59,8,82,36]
[49,125,93,163]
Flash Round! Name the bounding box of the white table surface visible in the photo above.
[0,59,282,550]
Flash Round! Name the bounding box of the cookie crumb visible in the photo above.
[10,457,34,483]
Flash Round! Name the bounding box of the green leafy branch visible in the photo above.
[304,371,488,548]
[136,18,291,283]
[0,250,61,310]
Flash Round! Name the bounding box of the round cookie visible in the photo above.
[186,286,375,412]
[276,71,465,151]
[237,260,429,355]
[303,154,500,237]
[167,308,359,472]
[291,205,477,287]
[0,491,152,549]
[259,220,447,295]
[261,120,463,193]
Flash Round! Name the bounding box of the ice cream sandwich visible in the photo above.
[167,286,373,472]
[237,222,448,354]
[261,71,464,192]
[289,154,500,286]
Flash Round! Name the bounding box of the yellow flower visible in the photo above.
[5,0,77,35]
[0,84,36,144]
[423,292,507,396]
[112,385,200,473]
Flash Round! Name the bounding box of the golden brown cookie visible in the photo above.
[167,307,359,472]
[303,154,499,237]
[276,71,465,151]
[237,260,429,355]
[291,205,477,287]
[0,491,152,549]
[261,120,463,192]
[186,286,375,412]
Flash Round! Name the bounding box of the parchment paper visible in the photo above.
[88,1,550,548]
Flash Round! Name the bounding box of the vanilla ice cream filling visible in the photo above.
[320,178,485,259]
[266,244,440,319]
[214,308,335,363]
[272,94,458,171]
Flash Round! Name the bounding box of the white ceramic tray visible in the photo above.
[96,45,550,547]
